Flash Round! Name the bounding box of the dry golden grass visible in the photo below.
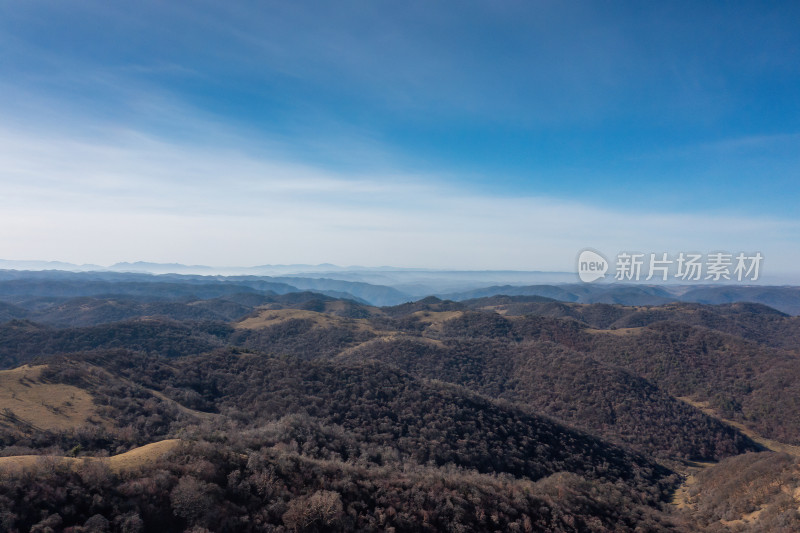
[335,334,445,359]
[670,461,716,509]
[235,308,376,333]
[106,439,181,472]
[0,365,108,432]
[411,310,463,323]
[0,439,181,476]
[473,304,510,315]
[411,310,463,334]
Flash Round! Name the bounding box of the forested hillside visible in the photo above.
[1,283,799,531]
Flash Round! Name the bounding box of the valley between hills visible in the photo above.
[1,274,800,531]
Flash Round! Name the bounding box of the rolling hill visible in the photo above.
[1,277,800,531]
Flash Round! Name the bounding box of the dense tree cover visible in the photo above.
[3,290,800,531]
[24,297,254,328]
[3,296,795,453]
[0,301,27,323]
[0,319,232,369]
[449,284,800,316]
[76,350,675,499]
[373,302,800,447]
[381,296,465,318]
[577,322,800,444]
[343,337,759,461]
[231,319,376,359]
[0,349,685,531]
[0,289,377,329]
[0,437,682,532]
[461,299,800,350]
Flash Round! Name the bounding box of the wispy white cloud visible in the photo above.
[1,124,797,273]
[1,2,798,274]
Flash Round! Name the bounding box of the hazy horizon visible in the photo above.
[2,257,799,287]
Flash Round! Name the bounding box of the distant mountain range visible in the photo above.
[1,260,799,314]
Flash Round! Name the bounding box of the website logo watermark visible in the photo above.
[577,250,763,283]
[577,249,609,282]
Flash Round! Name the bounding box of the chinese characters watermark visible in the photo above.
[577,249,763,283]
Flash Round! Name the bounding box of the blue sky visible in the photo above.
[0,1,798,273]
